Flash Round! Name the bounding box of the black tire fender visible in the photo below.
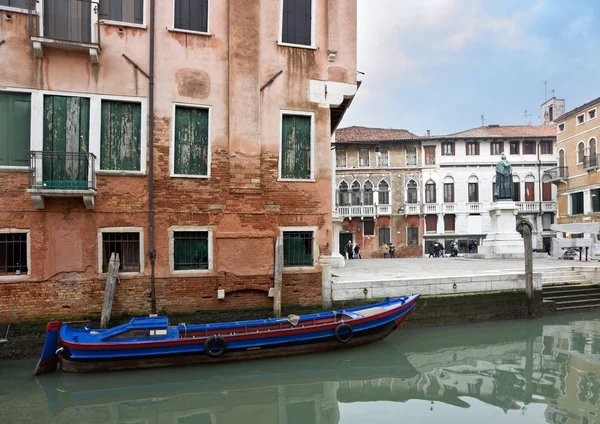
[204,335,227,358]
[334,323,353,343]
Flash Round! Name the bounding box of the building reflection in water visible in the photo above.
[34,318,599,424]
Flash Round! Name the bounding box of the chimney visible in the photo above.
[426,130,430,136]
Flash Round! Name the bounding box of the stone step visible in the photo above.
[541,272,582,278]
[542,283,599,293]
[556,303,600,312]
[542,276,589,283]
[544,292,600,302]
[553,298,600,309]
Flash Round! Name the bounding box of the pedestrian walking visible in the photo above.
[354,243,361,259]
[389,243,396,259]
[346,240,353,260]
[382,243,389,258]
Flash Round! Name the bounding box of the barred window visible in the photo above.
[0,233,28,275]
[379,227,391,245]
[174,231,209,271]
[283,231,314,267]
[102,232,140,273]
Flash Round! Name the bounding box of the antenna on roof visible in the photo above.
[481,114,485,126]
[524,110,532,125]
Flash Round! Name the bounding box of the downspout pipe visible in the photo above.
[148,0,157,314]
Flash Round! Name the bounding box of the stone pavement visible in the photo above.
[331,256,599,283]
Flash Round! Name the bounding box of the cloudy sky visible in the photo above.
[340,0,600,136]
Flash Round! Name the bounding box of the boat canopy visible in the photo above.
[550,223,600,234]
[100,316,169,340]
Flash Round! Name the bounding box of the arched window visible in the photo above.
[338,181,349,206]
[468,175,479,203]
[378,180,390,205]
[351,181,361,206]
[589,138,598,168]
[525,175,535,201]
[425,180,436,203]
[578,141,585,164]
[363,181,374,205]
[406,180,418,204]
[443,176,454,203]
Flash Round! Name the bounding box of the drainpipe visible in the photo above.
[148,0,157,314]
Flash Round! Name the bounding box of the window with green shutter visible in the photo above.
[283,231,313,267]
[99,0,144,24]
[173,231,209,271]
[379,227,391,245]
[0,92,31,167]
[101,100,142,171]
[174,106,209,176]
[281,114,311,179]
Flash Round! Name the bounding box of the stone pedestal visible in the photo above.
[478,200,524,258]
[321,213,345,268]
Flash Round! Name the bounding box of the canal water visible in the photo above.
[1,312,598,423]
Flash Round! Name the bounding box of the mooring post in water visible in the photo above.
[523,225,535,317]
[101,253,120,328]
[273,237,283,318]
[322,264,332,309]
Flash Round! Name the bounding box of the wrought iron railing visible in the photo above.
[28,0,100,45]
[544,166,568,181]
[584,154,599,170]
[29,151,96,190]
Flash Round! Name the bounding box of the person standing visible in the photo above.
[346,240,353,260]
[389,243,396,259]
[354,243,361,259]
[382,243,389,258]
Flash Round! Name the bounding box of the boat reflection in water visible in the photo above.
[35,317,600,424]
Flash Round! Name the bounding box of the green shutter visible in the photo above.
[281,115,311,179]
[174,106,209,175]
[0,92,31,167]
[101,100,141,171]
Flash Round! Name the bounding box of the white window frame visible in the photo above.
[557,122,565,133]
[168,226,214,274]
[576,113,585,126]
[0,87,147,175]
[362,219,375,237]
[97,227,144,276]
[378,226,391,245]
[406,226,419,246]
[0,2,29,14]
[358,148,370,168]
[336,148,347,168]
[277,0,316,50]
[405,146,417,166]
[170,103,212,179]
[378,148,390,167]
[377,179,390,205]
[278,110,315,182]
[0,229,31,281]
[98,0,148,29]
[588,108,597,122]
[279,226,318,270]
[406,179,418,204]
[33,0,100,44]
[168,0,211,36]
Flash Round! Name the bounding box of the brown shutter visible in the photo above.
[476,142,480,155]
[542,182,552,201]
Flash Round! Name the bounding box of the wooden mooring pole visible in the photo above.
[273,237,283,318]
[101,253,120,328]
[523,225,535,318]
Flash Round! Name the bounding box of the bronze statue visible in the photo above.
[494,155,513,200]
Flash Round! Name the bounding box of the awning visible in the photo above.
[550,223,600,234]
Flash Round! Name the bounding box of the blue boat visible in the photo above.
[34,294,420,375]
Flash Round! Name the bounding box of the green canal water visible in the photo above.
[1,312,599,423]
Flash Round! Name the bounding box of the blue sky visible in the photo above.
[340,0,600,136]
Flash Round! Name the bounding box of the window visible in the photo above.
[548,105,553,122]
[338,181,349,206]
[425,215,437,233]
[0,92,31,167]
[101,100,142,171]
[513,182,521,201]
[281,113,311,180]
[283,231,314,267]
[558,123,565,132]
[172,230,209,271]
[592,189,600,213]
[0,0,28,9]
[101,232,141,273]
[378,227,391,246]
[466,142,479,156]
[540,140,553,155]
[542,182,552,201]
[589,109,597,120]
[442,142,455,156]
[173,105,209,176]
[358,148,369,167]
[468,182,479,202]
[378,148,389,167]
[99,0,144,24]
[406,146,417,166]
[525,181,535,201]
[490,141,504,155]
[578,142,585,164]
[351,181,361,205]
[0,232,28,276]
[335,149,346,168]
[542,213,554,230]
[424,146,436,165]
[577,113,585,125]
[510,141,520,155]
[281,0,313,47]
[523,141,536,155]
[378,180,389,205]
[174,0,209,33]
[406,180,418,204]
[425,181,436,203]
[407,227,419,246]
[571,192,584,215]
[363,181,373,205]
[444,215,455,232]
[363,219,375,236]
[443,183,454,203]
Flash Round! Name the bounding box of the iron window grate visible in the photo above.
[283,231,314,267]
[0,233,28,275]
[102,232,140,273]
[174,231,209,271]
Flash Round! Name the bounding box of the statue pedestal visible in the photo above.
[478,200,524,258]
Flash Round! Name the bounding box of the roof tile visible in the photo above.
[335,126,420,142]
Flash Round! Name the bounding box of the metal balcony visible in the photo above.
[543,167,568,182]
[27,151,96,209]
[584,154,599,171]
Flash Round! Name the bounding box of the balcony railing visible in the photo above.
[443,203,457,213]
[424,203,440,214]
[376,205,392,216]
[405,204,420,215]
[28,151,96,209]
[516,201,538,213]
[467,202,482,213]
[543,166,568,182]
[336,204,393,218]
[584,154,599,171]
[541,201,557,212]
